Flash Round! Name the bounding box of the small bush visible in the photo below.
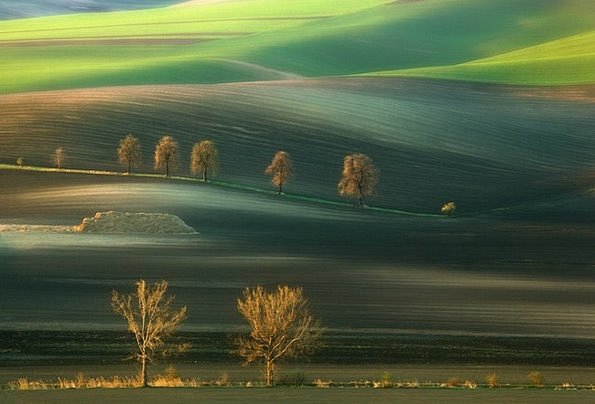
[373,371,393,388]
[528,371,544,387]
[441,201,456,216]
[313,378,332,388]
[486,372,498,388]
[16,157,24,167]
[443,377,462,388]
[462,380,477,389]
[216,372,230,387]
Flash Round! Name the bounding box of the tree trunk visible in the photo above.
[357,184,364,208]
[140,355,148,387]
[128,159,131,174]
[265,359,274,386]
[165,161,169,177]
[202,168,207,182]
[278,183,282,195]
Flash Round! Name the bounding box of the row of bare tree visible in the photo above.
[117,134,379,207]
[112,280,319,387]
[48,136,455,212]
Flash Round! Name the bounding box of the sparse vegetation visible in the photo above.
[16,157,24,167]
[191,140,218,182]
[154,135,178,177]
[117,134,141,174]
[338,153,378,208]
[111,279,187,387]
[265,151,293,195]
[236,285,322,386]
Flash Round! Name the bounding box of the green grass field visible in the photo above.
[371,31,595,85]
[1,0,594,93]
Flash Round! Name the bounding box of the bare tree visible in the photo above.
[52,147,66,169]
[111,279,187,387]
[154,135,178,176]
[265,151,293,195]
[117,134,141,174]
[190,140,218,182]
[236,285,321,386]
[338,153,378,208]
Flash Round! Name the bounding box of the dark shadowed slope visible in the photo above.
[1,78,594,213]
[2,170,595,337]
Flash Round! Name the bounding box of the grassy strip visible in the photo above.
[3,164,591,218]
[0,164,442,218]
[4,374,593,390]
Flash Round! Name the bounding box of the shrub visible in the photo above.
[216,372,230,387]
[313,378,332,388]
[441,201,456,216]
[443,377,462,387]
[373,371,393,388]
[16,157,24,167]
[528,371,544,387]
[462,380,477,389]
[486,372,498,388]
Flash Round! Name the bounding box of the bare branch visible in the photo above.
[236,285,321,386]
[111,279,187,387]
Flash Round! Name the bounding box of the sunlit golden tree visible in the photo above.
[117,134,141,174]
[265,151,293,195]
[154,135,178,176]
[338,153,378,208]
[52,146,66,169]
[190,140,218,182]
[236,285,321,386]
[111,279,187,387]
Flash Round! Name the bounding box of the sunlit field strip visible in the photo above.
[1,0,595,93]
[369,31,595,85]
[0,164,442,217]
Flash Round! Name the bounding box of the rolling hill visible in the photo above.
[371,31,595,85]
[1,78,594,214]
[0,1,181,20]
[0,0,594,93]
[2,0,595,345]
